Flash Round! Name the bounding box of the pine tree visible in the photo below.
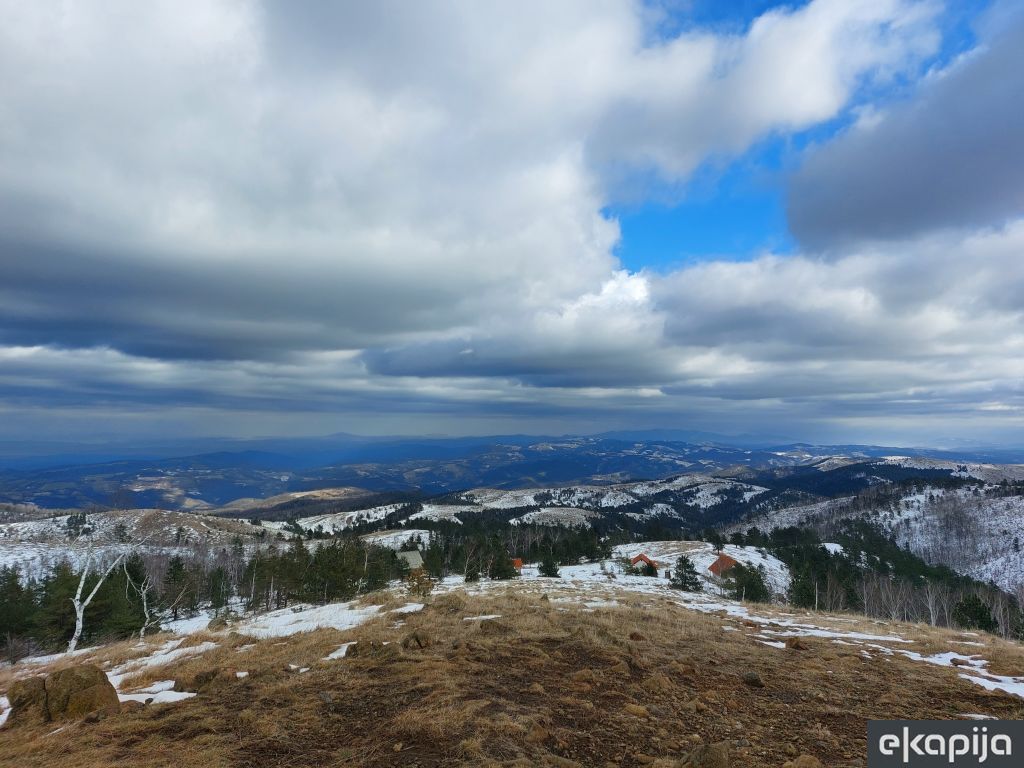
[669,555,701,591]
[721,563,771,603]
[952,595,997,633]
[538,551,560,578]
[33,561,79,648]
[0,565,35,660]
[163,556,189,620]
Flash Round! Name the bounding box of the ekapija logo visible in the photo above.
[868,721,1020,766]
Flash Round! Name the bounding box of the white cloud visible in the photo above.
[5,0,1017,444]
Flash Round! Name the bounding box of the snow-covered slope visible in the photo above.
[731,484,1024,591]
[611,541,791,595]
[0,508,263,576]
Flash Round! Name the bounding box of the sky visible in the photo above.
[1,0,1023,447]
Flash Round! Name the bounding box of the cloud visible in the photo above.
[5,0,1018,445]
[787,9,1024,249]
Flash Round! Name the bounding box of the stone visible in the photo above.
[44,665,120,721]
[7,676,49,725]
[629,631,647,641]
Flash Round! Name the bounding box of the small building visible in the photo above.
[630,554,658,570]
[708,553,738,578]
[397,550,424,572]
[512,558,523,571]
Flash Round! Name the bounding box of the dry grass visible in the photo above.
[3,588,1024,767]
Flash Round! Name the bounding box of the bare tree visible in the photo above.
[67,547,130,653]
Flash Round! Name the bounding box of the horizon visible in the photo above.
[2,1,1023,446]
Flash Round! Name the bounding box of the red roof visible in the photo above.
[708,553,739,577]
[630,554,658,568]
[512,558,523,570]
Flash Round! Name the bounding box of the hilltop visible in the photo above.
[2,561,1023,767]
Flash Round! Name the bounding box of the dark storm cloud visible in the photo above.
[787,12,1024,249]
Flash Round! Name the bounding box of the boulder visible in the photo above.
[45,665,119,721]
[7,676,49,726]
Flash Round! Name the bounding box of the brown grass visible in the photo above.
[3,589,1024,767]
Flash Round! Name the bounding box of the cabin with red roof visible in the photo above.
[708,553,739,578]
[512,558,523,571]
[630,553,658,570]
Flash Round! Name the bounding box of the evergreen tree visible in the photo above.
[33,561,79,647]
[722,563,772,603]
[163,556,189,620]
[0,565,35,659]
[952,595,997,633]
[669,555,701,591]
[538,551,560,578]
[208,566,229,616]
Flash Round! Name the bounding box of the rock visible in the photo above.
[393,742,403,752]
[950,657,970,667]
[44,665,120,721]
[207,615,229,631]
[624,703,649,718]
[7,676,49,725]
[540,593,550,602]
[685,741,730,767]
[783,756,823,768]
[741,671,764,688]
[401,629,432,650]
[785,637,810,651]
[528,682,546,695]
[629,631,647,641]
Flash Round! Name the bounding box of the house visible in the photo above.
[397,550,424,572]
[708,553,738,578]
[630,554,658,570]
[512,558,523,571]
